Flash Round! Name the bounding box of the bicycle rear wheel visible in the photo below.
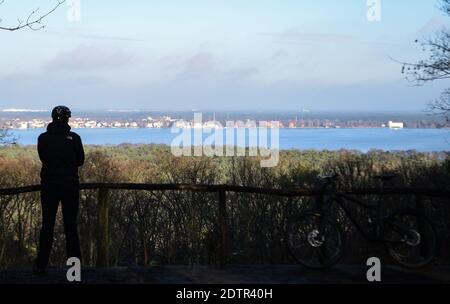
[286,213,343,269]
[384,211,437,268]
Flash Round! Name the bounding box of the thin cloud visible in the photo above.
[43,29,144,42]
[174,52,217,80]
[260,29,355,44]
[415,15,449,36]
[270,50,290,61]
[261,29,398,47]
[70,33,143,42]
[45,45,139,72]
[225,67,259,82]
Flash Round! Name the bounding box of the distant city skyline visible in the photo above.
[1,111,444,130]
[0,0,448,111]
[0,107,438,114]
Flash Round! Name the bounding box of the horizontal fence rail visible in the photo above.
[2,183,450,197]
[1,183,449,268]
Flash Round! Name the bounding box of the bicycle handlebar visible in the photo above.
[319,173,339,190]
[318,172,398,193]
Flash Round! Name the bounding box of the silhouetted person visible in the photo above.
[33,106,84,275]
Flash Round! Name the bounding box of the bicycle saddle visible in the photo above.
[320,173,339,181]
[374,173,398,181]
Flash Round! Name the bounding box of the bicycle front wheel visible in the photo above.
[384,211,437,268]
[286,213,343,269]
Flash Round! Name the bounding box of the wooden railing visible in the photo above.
[1,183,449,267]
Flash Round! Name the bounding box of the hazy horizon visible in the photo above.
[0,107,437,115]
[0,0,448,111]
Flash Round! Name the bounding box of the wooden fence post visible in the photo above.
[218,190,228,267]
[97,188,110,267]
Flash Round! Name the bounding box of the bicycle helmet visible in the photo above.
[51,106,72,122]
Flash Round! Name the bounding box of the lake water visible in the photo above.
[10,128,450,152]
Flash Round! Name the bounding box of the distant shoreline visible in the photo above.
[7,128,450,153]
[2,110,447,130]
[6,127,450,131]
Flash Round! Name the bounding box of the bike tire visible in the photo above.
[383,210,438,269]
[286,212,344,269]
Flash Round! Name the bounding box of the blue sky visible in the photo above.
[0,0,448,112]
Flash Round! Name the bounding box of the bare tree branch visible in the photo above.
[395,1,450,85]
[395,0,450,122]
[400,33,450,84]
[0,1,66,144]
[0,0,66,31]
[427,88,450,126]
[440,0,450,15]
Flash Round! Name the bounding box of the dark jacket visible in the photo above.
[38,122,85,184]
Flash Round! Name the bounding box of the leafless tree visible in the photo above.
[0,1,65,144]
[429,89,450,124]
[401,0,450,122]
[401,0,450,83]
[0,0,65,31]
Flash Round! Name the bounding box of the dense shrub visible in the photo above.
[0,145,449,268]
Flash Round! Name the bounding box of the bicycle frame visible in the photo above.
[287,176,437,269]
[318,191,407,244]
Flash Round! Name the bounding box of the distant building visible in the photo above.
[204,121,222,129]
[85,121,97,128]
[30,120,46,128]
[388,121,404,129]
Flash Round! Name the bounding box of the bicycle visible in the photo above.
[286,173,438,269]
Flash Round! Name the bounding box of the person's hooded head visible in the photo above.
[51,106,72,124]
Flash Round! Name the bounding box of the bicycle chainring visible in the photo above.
[307,230,325,247]
[406,229,421,247]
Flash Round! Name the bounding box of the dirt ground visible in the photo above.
[0,265,449,284]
